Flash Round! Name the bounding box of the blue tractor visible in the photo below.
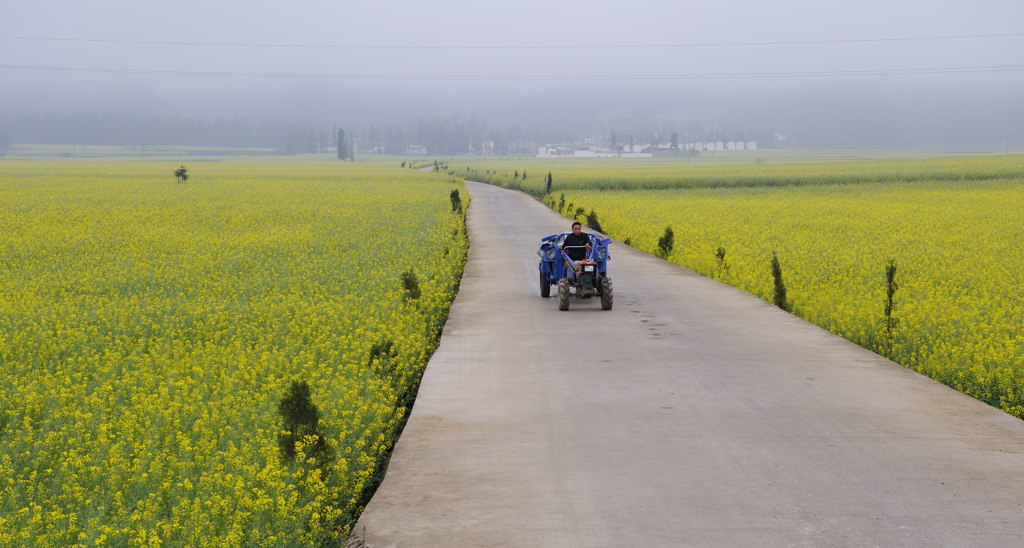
[538,232,613,310]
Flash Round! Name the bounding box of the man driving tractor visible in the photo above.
[538,221,612,310]
[561,221,591,275]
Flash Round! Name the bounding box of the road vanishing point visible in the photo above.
[351,181,1024,547]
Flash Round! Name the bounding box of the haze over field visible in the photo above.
[2,0,1023,149]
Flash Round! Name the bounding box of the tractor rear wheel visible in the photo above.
[600,277,613,310]
[557,278,571,311]
[540,270,551,298]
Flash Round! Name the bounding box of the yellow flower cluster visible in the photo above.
[0,159,467,544]
[555,172,1024,417]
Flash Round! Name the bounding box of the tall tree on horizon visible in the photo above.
[337,128,348,160]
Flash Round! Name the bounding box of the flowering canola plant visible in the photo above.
[0,159,467,545]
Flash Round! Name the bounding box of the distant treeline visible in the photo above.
[0,112,562,157]
[357,117,545,156]
[0,111,782,157]
[0,112,329,154]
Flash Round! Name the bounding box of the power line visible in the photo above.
[2,63,1022,80]
[1,32,1023,50]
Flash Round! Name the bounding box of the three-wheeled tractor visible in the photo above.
[538,232,613,310]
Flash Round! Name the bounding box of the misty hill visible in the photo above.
[2,79,1021,153]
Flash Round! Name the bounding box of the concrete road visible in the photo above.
[351,181,1024,547]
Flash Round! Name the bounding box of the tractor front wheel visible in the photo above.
[557,278,571,311]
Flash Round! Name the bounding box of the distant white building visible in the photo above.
[537,145,576,157]
[537,144,652,158]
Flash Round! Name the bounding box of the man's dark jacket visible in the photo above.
[562,232,590,261]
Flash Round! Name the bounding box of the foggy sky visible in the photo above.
[2,0,1023,148]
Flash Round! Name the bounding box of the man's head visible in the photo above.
[571,222,582,233]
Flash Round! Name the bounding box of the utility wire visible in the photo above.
[2,63,1022,80]
[1,32,1023,50]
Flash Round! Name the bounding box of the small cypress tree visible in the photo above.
[770,252,790,312]
[586,210,604,233]
[277,380,333,473]
[884,259,899,337]
[367,339,395,367]
[449,189,462,213]
[657,226,674,259]
[714,246,730,276]
[401,269,421,300]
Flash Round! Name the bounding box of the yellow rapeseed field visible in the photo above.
[459,153,1024,195]
[539,163,1024,418]
[0,159,467,545]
